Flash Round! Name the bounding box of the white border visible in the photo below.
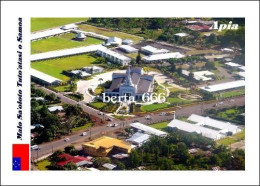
[1,1,259,185]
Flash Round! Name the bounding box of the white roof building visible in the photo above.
[105,37,122,46]
[199,80,245,92]
[126,132,151,147]
[82,65,104,74]
[141,45,169,55]
[75,32,86,39]
[102,163,117,170]
[130,122,167,137]
[119,45,138,53]
[167,119,225,140]
[31,69,61,85]
[221,48,234,52]
[97,47,131,66]
[31,44,103,61]
[238,66,245,71]
[122,39,133,45]
[188,114,242,135]
[237,72,245,79]
[225,62,241,68]
[31,97,45,101]
[48,106,63,112]
[174,33,189,37]
[182,70,214,81]
[143,52,185,62]
[60,24,78,30]
[31,28,70,41]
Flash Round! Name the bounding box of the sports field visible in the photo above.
[31,54,96,81]
[31,33,103,54]
[79,24,143,43]
[31,18,88,32]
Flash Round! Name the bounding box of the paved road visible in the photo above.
[31,85,245,160]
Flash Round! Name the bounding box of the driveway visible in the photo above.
[76,70,125,103]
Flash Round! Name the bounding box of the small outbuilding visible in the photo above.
[75,33,86,41]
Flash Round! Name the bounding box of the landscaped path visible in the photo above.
[76,70,125,103]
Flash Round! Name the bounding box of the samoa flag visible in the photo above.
[12,144,29,171]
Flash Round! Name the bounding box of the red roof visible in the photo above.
[57,154,91,166]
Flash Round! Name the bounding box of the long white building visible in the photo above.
[130,122,167,137]
[199,80,245,93]
[142,52,185,62]
[31,69,61,85]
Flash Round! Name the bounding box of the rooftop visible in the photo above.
[31,68,62,84]
[225,62,241,67]
[130,122,167,137]
[141,45,169,54]
[143,52,185,61]
[199,80,245,92]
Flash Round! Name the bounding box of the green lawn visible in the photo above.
[141,103,170,112]
[216,137,237,146]
[31,54,97,81]
[88,102,107,109]
[167,97,192,104]
[37,159,51,170]
[31,33,103,54]
[150,121,169,131]
[31,18,89,32]
[220,89,245,98]
[72,122,93,132]
[79,24,143,43]
[52,84,72,92]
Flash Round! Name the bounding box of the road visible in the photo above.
[31,85,245,160]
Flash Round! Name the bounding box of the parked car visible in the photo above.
[107,118,113,122]
[107,124,113,127]
[98,112,103,115]
[112,123,119,127]
[64,138,70,142]
[82,132,87,136]
[31,145,39,151]
[159,112,166,116]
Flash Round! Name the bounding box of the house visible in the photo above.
[130,122,167,137]
[126,132,151,147]
[199,80,245,93]
[82,136,131,157]
[104,37,122,46]
[75,32,86,41]
[221,48,234,53]
[105,67,154,101]
[48,106,63,112]
[112,153,129,159]
[70,70,91,78]
[102,163,117,170]
[96,47,131,66]
[185,24,211,31]
[122,39,133,45]
[31,97,44,101]
[141,45,169,55]
[56,154,92,167]
[182,70,215,81]
[118,45,138,53]
[82,65,104,74]
[31,69,61,85]
[225,62,241,70]
[142,52,184,62]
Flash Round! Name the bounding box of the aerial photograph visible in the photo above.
[30,17,245,171]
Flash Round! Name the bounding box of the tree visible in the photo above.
[50,150,64,162]
[173,142,190,163]
[64,162,78,170]
[205,62,215,70]
[136,49,141,64]
[45,93,56,101]
[177,67,182,75]
[65,105,82,116]
[129,150,141,168]
[188,72,194,81]
[64,145,78,156]
[170,63,176,72]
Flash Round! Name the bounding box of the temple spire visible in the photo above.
[125,65,133,86]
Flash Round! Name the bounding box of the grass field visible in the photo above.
[88,102,107,109]
[52,84,72,92]
[186,49,220,56]
[217,129,245,146]
[150,121,169,131]
[220,89,245,98]
[37,159,51,170]
[79,24,143,43]
[167,97,193,104]
[31,54,97,81]
[72,123,93,132]
[31,18,88,32]
[31,33,103,54]
[141,103,170,112]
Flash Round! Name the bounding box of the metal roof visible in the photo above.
[199,80,245,92]
[130,122,167,137]
[31,69,62,84]
[143,52,185,61]
[127,132,151,145]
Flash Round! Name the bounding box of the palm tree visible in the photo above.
[98,78,103,85]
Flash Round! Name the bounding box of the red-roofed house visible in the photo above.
[57,154,92,167]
